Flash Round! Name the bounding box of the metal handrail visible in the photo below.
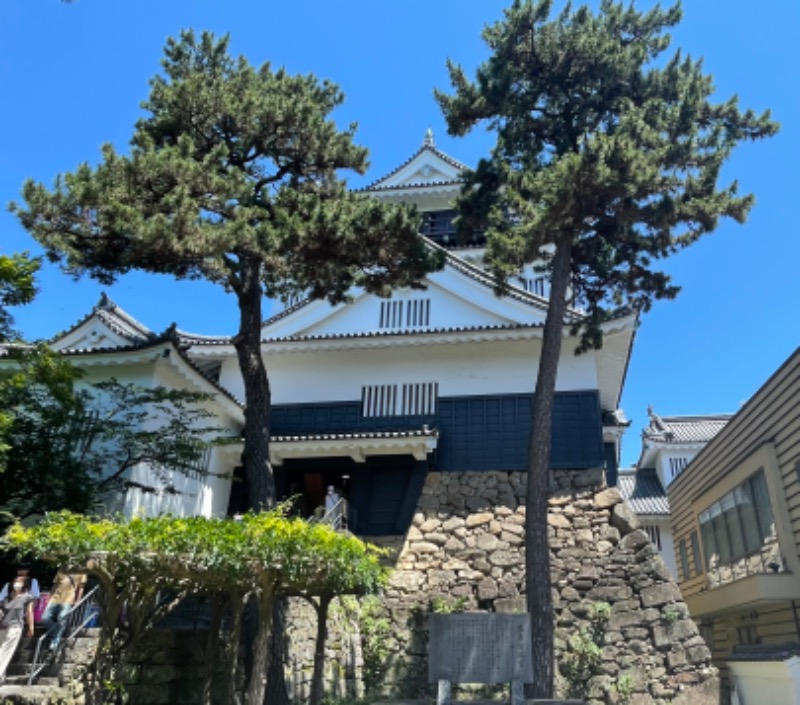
[319,498,348,531]
[28,585,99,685]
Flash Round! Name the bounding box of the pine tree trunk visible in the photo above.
[233,257,286,704]
[233,256,276,510]
[246,588,275,705]
[525,234,572,699]
[201,596,225,705]
[309,595,332,705]
[223,597,245,705]
[264,599,292,705]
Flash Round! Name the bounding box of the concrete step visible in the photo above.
[2,675,30,686]
[0,683,72,703]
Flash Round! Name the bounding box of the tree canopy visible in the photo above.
[0,346,221,524]
[0,252,39,343]
[438,0,777,350]
[11,30,443,510]
[3,510,387,705]
[437,0,777,697]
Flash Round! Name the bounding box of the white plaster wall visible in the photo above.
[51,318,137,352]
[70,359,239,520]
[300,282,515,336]
[658,450,697,489]
[217,338,598,404]
[123,445,235,519]
[658,518,677,579]
[265,268,548,340]
[76,364,155,389]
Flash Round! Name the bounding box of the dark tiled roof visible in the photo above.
[50,292,154,345]
[265,322,542,344]
[271,428,439,443]
[52,331,244,409]
[618,469,670,516]
[361,179,462,193]
[94,294,153,340]
[175,330,233,346]
[261,296,314,329]
[643,412,732,444]
[257,240,571,332]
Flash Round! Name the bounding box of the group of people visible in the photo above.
[0,566,86,685]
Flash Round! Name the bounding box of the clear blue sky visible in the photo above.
[2,1,798,467]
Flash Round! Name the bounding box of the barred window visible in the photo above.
[379,299,431,329]
[361,382,438,417]
[521,276,548,297]
[645,524,662,550]
[669,456,689,478]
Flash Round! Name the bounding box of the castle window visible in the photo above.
[669,456,689,478]
[379,299,430,329]
[361,382,438,418]
[521,276,549,297]
[420,209,485,247]
[645,524,662,550]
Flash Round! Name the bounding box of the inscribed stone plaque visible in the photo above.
[428,614,533,684]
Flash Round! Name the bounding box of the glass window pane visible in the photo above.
[737,481,761,554]
[711,506,732,564]
[750,471,774,542]
[722,493,746,561]
[700,512,717,570]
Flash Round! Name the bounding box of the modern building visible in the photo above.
[669,347,800,694]
[619,410,731,577]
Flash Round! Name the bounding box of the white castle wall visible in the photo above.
[217,339,598,406]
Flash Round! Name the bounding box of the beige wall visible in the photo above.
[668,348,800,669]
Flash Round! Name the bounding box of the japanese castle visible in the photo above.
[44,131,637,535]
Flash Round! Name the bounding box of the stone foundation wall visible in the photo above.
[284,596,364,702]
[120,629,234,705]
[372,469,719,705]
[33,469,719,705]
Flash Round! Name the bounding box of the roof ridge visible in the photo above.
[48,293,153,346]
[661,414,734,421]
[430,239,585,320]
[361,143,468,191]
[95,293,153,337]
[54,333,245,408]
[176,329,234,345]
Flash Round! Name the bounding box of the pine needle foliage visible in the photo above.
[0,252,39,343]
[436,1,777,698]
[11,30,443,510]
[438,0,777,350]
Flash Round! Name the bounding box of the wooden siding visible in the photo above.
[702,601,800,691]
[669,348,800,604]
[272,391,605,472]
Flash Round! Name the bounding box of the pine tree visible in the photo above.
[12,31,441,513]
[436,1,777,696]
[0,252,38,343]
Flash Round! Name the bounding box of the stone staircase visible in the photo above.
[0,625,99,703]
